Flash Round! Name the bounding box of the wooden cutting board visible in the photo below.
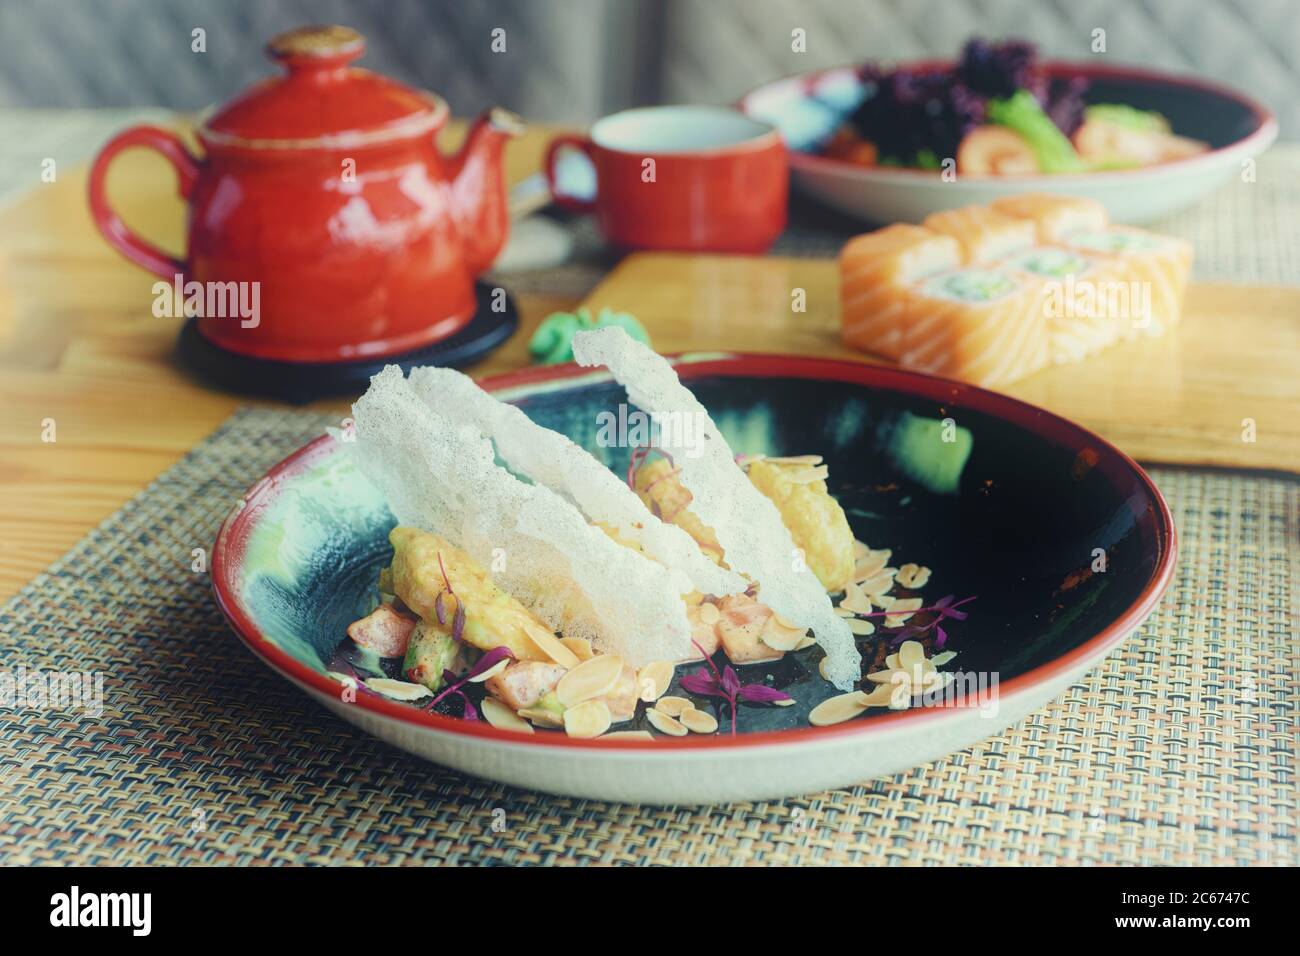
[578,252,1300,472]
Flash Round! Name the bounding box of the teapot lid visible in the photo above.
[200,26,446,148]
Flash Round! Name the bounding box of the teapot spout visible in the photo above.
[446,107,525,276]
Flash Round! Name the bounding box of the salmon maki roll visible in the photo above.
[990,193,1109,243]
[898,268,1051,387]
[840,225,960,357]
[1003,246,1124,362]
[1057,227,1193,337]
[923,206,1036,264]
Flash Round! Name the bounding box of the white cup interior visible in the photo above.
[591,105,775,154]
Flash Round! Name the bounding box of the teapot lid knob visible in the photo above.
[267,25,365,70]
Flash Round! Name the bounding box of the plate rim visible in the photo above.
[739,58,1279,185]
[211,353,1178,752]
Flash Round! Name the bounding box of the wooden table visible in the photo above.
[1,121,1297,601]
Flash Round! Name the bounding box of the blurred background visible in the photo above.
[0,0,1295,136]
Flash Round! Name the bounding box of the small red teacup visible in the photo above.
[544,105,788,253]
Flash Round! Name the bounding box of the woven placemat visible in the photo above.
[0,408,1295,866]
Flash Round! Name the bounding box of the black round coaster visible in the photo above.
[177,282,520,404]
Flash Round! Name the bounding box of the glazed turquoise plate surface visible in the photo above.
[212,354,1175,803]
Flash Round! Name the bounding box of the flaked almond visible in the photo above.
[853,549,891,580]
[896,563,932,589]
[838,582,874,615]
[524,623,581,669]
[482,697,535,733]
[818,656,833,681]
[637,660,675,702]
[560,636,595,662]
[556,654,624,707]
[861,682,905,707]
[886,598,924,628]
[564,699,612,738]
[809,691,870,726]
[467,658,509,683]
[696,602,721,626]
[834,606,857,619]
[655,695,692,718]
[760,615,808,651]
[930,650,957,667]
[909,671,941,691]
[793,635,817,650]
[766,454,823,466]
[645,708,689,736]
[735,453,766,468]
[856,568,897,596]
[897,639,925,668]
[679,708,719,734]
[852,539,872,561]
[773,697,796,707]
[785,465,830,484]
[364,677,431,701]
[517,707,564,729]
[847,618,875,636]
[600,730,655,741]
[885,653,900,669]
[866,668,908,684]
[873,594,896,610]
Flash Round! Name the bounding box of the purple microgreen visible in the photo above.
[466,645,512,679]
[625,445,649,490]
[641,465,682,494]
[625,443,675,491]
[859,594,977,648]
[737,684,794,704]
[452,602,467,642]
[721,666,741,698]
[692,638,724,682]
[458,694,479,721]
[683,639,793,736]
[434,591,447,626]
[426,645,513,720]
[679,671,721,697]
[437,550,454,595]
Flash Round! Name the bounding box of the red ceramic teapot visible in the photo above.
[89,25,523,363]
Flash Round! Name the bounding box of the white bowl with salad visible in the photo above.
[741,38,1277,225]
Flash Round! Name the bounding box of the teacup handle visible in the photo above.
[543,134,597,213]
[88,125,202,278]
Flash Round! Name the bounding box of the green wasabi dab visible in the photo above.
[529,307,651,365]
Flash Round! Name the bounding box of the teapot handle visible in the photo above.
[88,126,201,279]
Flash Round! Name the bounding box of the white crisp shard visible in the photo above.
[348,365,694,665]
[407,366,746,599]
[570,328,862,689]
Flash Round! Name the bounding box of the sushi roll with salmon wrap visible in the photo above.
[1002,246,1126,362]
[840,218,1051,386]
[1056,227,1193,338]
[837,194,1191,387]
[990,193,1109,243]
[897,266,1051,387]
[922,206,1036,264]
[840,224,960,356]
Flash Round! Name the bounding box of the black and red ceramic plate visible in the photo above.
[211,354,1176,803]
[740,60,1278,224]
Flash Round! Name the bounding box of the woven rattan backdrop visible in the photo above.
[0,408,1295,865]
